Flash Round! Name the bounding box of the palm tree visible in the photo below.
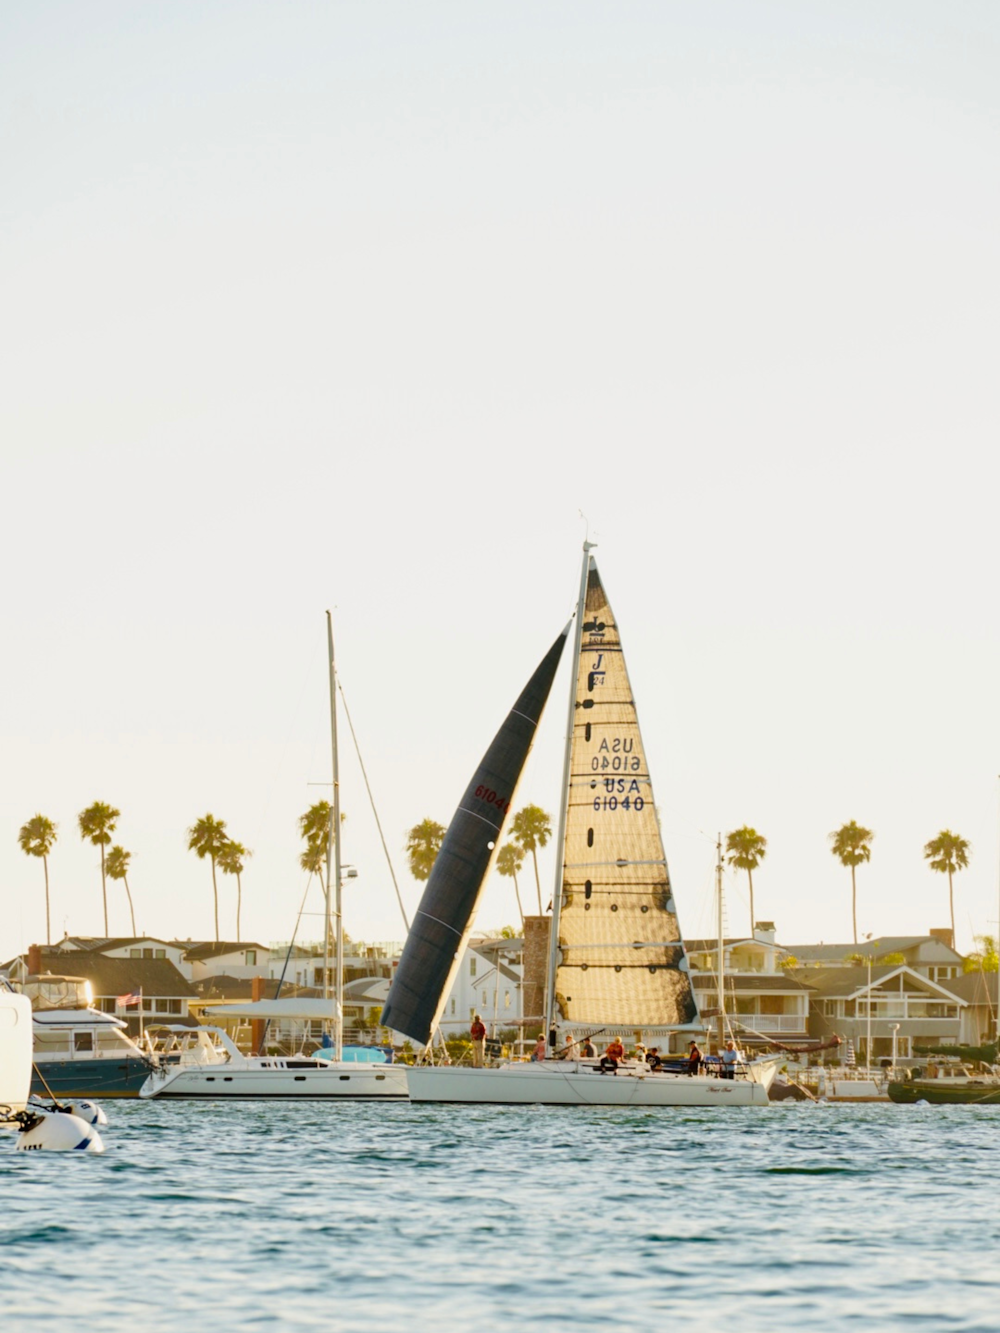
[963,934,998,975]
[78,801,121,936]
[829,820,874,946]
[725,826,767,938]
[298,801,344,893]
[496,842,526,928]
[511,805,552,915]
[406,819,446,881]
[105,845,137,937]
[187,814,228,943]
[218,839,252,942]
[18,814,57,945]
[923,829,970,947]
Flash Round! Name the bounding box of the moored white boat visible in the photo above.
[140,1024,408,1099]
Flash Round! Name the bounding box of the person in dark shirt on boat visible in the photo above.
[646,1046,662,1071]
[688,1041,703,1076]
[580,1036,596,1059]
[470,1014,487,1067]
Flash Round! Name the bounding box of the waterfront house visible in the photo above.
[792,963,964,1062]
[781,931,964,983]
[685,925,812,1046]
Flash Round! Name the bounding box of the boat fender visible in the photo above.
[69,1100,109,1127]
[15,1110,105,1153]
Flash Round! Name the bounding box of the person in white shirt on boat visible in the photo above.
[721,1039,742,1079]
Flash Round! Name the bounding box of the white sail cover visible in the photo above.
[552,561,699,1033]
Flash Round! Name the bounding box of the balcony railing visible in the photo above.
[729,1014,807,1033]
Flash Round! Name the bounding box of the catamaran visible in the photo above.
[384,543,779,1106]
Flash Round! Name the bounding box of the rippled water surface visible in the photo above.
[3,1101,999,1330]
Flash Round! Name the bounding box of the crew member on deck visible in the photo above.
[687,1040,703,1076]
[470,1014,487,1067]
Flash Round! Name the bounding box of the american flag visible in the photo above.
[117,992,141,1007]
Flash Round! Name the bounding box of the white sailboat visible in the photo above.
[394,543,779,1106]
[141,614,408,1101]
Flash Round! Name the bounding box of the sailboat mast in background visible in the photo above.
[325,611,344,1062]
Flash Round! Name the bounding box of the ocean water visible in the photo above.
[2,1100,998,1331]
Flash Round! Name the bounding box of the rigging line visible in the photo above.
[337,677,410,933]
[258,876,315,1055]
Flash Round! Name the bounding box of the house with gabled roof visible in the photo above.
[782,931,964,985]
[176,941,267,982]
[936,971,998,1047]
[685,925,811,1046]
[792,962,964,1062]
[3,943,198,1035]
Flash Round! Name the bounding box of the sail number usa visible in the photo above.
[594,777,645,812]
[590,737,640,773]
[475,785,511,815]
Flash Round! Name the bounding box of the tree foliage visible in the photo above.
[79,801,121,937]
[18,813,57,946]
[511,805,552,915]
[963,934,998,975]
[406,819,446,882]
[105,845,137,937]
[187,813,228,944]
[829,820,874,946]
[218,839,252,942]
[725,826,767,938]
[496,842,526,928]
[923,829,970,947]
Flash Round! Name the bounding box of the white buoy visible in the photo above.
[68,1100,109,1126]
[15,1110,105,1153]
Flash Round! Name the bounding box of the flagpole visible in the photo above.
[139,988,144,1044]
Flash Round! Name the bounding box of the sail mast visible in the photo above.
[326,611,344,1062]
[717,832,725,1051]
[543,540,595,1045]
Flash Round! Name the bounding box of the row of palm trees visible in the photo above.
[18,803,138,944]
[725,822,971,946]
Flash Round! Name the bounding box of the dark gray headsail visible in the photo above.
[381,629,567,1046]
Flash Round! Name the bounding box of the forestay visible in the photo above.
[551,560,698,1034]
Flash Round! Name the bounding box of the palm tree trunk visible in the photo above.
[43,855,51,946]
[748,869,755,938]
[851,866,858,945]
[211,857,219,943]
[948,869,955,948]
[100,843,108,936]
[531,848,542,915]
[512,871,525,930]
[123,875,137,936]
[236,873,242,942]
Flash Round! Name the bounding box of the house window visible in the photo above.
[504,991,510,1009]
[450,998,456,1016]
[155,949,166,959]
[469,958,477,978]
[482,991,488,1007]
[130,948,141,958]
[154,999,181,1015]
[246,950,257,965]
[143,948,153,958]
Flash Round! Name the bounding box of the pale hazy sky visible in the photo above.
[2,2,998,961]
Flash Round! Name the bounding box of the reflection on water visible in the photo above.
[2,1101,998,1330]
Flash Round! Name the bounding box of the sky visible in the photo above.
[2,2,998,962]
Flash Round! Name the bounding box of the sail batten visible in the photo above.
[380,630,568,1046]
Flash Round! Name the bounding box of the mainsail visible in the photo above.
[550,558,698,1033]
[381,629,567,1046]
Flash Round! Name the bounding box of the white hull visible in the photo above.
[141,1060,408,1099]
[0,990,32,1117]
[406,1060,776,1107]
